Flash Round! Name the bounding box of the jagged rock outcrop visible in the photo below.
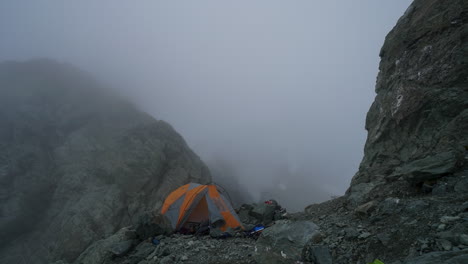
[301,1,468,263]
[0,60,211,264]
[347,0,468,204]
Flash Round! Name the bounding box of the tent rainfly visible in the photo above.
[161,183,243,231]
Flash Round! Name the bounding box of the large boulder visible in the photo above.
[255,220,321,263]
[238,201,285,226]
[250,202,279,225]
[238,204,256,224]
[302,245,332,264]
[0,60,211,264]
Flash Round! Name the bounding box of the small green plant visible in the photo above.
[369,260,384,264]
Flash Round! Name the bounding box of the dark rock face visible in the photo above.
[300,1,468,263]
[0,60,211,264]
[348,0,468,204]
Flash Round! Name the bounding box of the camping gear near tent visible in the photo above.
[161,183,244,232]
[246,224,265,239]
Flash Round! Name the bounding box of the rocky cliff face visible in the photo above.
[347,0,468,204]
[0,60,211,264]
[299,1,468,262]
[303,1,468,262]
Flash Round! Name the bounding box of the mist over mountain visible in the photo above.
[0,1,413,209]
[12,1,463,263]
[1,0,467,263]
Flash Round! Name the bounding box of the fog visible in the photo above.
[0,1,411,211]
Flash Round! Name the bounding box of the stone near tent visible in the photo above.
[123,242,155,263]
[458,212,468,221]
[355,201,377,218]
[224,227,236,236]
[404,200,429,214]
[459,234,468,246]
[437,239,453,251]
[273,210,286,221]
[400,249,468,264]
[440,216,461,224]
[376,233,391,247]
[436,223,468,249]
[238,201,285,226]
[454,177,468,194]
[237,204,256,224]
[252,252,291,264]
[358,232,372,240]
[209,228,223,238]
[344,227,359,240]
[135,211,173,240]
[250,202,278,225]
[431,183,448,196]
[108,240,134,257]
[74,227,136,264]
[461,202,468,212]
[346,182,379,206]
[243,223,256,232]
[155,245,171,258]
[302,245,332,264]
[378,197,402,215]
[255,220,320,263]
[159,255,175,264]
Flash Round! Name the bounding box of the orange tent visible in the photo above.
[161,183,243,231]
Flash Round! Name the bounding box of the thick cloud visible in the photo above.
[0,0,411,211]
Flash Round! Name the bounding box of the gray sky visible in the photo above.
[0,1,411,210]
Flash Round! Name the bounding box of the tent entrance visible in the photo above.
[182,196,209,229]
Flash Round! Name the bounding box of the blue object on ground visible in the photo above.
[252,225,265,233]
[152,238,160,246]
[245,224,265,238]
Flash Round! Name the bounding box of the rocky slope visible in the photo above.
[0,60,211,264]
